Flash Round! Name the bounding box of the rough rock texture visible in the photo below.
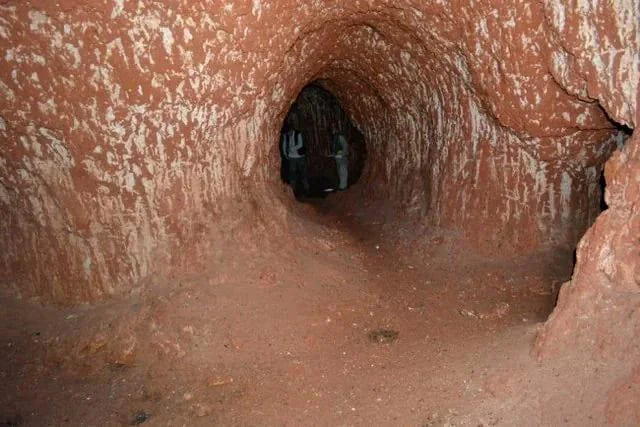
[535,117,640,423]
[0,0,635,303]
[543,0,638,128]
[532,0,639,360]
[537,130,640,359]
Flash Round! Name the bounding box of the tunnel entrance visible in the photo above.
[280,84,367,199]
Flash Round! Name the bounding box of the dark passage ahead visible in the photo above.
[280,84,367,198]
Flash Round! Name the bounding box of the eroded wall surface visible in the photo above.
[532,2,639,418]
[535,126,639,423]
[0,0,636,302]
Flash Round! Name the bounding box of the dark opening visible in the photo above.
[599,171,608,211]
[599,123,632,211]
[280,84,367,199]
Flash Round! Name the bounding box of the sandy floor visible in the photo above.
[0,191,623,426]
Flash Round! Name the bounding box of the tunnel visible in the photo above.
[279,83,367,197]
[0,1,638,425]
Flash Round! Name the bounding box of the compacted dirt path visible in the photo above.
[2,192,595,426]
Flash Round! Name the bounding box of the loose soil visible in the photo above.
[0,190,622,426]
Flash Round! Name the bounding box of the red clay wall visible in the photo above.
[533,4,638,418]
[0,1,636,302]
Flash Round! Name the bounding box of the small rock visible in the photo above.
[207,376,233,387]
[195,403,213,417]
[130,411,150,425]
[459,308,479,318]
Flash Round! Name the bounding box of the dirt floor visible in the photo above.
[0,188,628,426]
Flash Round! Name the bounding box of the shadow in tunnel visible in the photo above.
[280,83,367,200]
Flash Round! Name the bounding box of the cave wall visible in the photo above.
[535,122,639,424]
[270,3,627,250]
[536,126,640,355]
[0,0,635,302]
[532,2,639,419]
[532,3,639,417]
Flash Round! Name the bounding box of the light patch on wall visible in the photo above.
[160,27,174,55]
[106,37,128,67]
[468,97,481,155]
[32,53,46,65]
[549,1,566,33]
[476,17,489,39]
[0,20,9,39]
[252,0,262,18]
[31,139,43,157]
[38,98,57,115]
[65,43,82,68]
[504,16,516,28]
[106,106,116,122]
[0,182,10,205]
[597,243,617,281]
[39,127,74,166]
[111,0,125,19]
[576,110,589,126]
[125,172,136,192]
[142,13,161,30]
[83,256,92,277]
[0,115,6,131]
[4,47,14,61]
[51,30,63,49]
[560,171,572,221]
[183,28,193,43]
[271,84,285,102]
[28,10,48,32]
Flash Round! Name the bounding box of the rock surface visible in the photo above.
[0,0,636,350]
[535,112,640,422]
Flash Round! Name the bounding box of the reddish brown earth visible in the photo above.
[0,189,635,426]
[0,0,638,425]
[0,193,573,425]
